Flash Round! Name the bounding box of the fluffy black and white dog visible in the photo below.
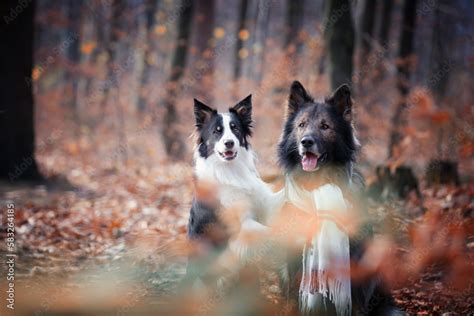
[278,81,402,315]
[187,95,283,282]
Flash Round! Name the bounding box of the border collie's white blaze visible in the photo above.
[214,113,239,161]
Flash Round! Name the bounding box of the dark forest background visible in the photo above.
[0,0,473,315]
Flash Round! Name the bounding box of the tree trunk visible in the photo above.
[84,1,107,99]
[101,0,125,109]
[65,1,82,111]
[233,0,248,81]
[358,0,377,65]
[378,0,393,50]
[428,0,454,100]
[425,0,458,180]
[252,0,271,84]
[102,0,128,164]
[161,0,195,159]
[324,0,355,90]
[189,0,215,103]
[285,0,304,55]
[240,1,258,80]
[388,0,418,158]
[137,0,159,111]
[285,0,304,77]
[373,0,393,79]
[0,0,42,182]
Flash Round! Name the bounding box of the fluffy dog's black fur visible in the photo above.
[278,81,402,315]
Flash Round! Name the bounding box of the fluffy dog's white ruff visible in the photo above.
[286,176,351,316]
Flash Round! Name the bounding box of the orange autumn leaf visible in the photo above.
[154,25,167,36]
[110,219,123,229]
[459,142,474,157]
[80,41,96,55]
[238,48,248,59]
[409,88,434,114]
[32,66,42,81]
[430,111,451,124]
[213,27,225,39]
[404,126,417,136]
[65,142,79,155]
[238,29,249,41]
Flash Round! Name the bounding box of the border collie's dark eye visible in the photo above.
[230,123,236,129]
[320,123,329,130]
[298,122,305,128]
[215,126,222,133]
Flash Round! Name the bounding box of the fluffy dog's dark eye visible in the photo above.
[215,126,222,133]
[298,122,305,128]
[230,123,236,129]
[320,123,329,130]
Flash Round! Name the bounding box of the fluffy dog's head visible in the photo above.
[278,81,358,173]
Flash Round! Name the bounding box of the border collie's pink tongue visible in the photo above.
[302,153,318,171]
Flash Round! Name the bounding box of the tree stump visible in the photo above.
[425,159,460,186]
[367,165,393,201]
[393,166,421,199]
[367,165,421,200]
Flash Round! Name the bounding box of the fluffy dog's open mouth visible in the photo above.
[301,152,327,171]
[219,150,237,161]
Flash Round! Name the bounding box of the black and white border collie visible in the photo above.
[188,95,282,268]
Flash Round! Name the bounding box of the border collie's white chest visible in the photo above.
[194,149,281,222]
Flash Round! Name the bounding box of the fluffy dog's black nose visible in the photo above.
[301,136,315,148]
[224,140,234,149]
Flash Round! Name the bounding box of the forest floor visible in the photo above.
[0,139,473,315]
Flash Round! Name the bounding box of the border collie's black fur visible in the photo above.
[278,81,402,315]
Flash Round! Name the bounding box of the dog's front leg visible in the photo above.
[228,216,269,261]
[279,240,303,314]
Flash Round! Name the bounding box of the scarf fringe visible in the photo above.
[300,269,352,316]
[287,178,352,316]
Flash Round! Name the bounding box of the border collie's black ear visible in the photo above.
[288,81,312,116]
[194,99,216,129]
[230,94,252,126]
[326,84,352,122]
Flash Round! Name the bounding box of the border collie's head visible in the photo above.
[278,81,358,173]
[194,95,252,162]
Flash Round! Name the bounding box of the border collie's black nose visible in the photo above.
[301,136,315,148]
[224,140,234,149]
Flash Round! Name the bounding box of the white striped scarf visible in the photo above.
[285,175,352,316]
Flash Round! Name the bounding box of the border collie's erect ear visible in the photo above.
[326,84,353,122]
[230,94,252,127]
[288,81,313,116]
[194,99,216,129]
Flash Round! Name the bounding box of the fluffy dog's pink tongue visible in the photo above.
[302,153,318,171]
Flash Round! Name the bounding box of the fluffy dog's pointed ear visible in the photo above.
[194,99,216,129]
[288,81,312,116]
[327,84,353,122]
[230,94,252,126]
